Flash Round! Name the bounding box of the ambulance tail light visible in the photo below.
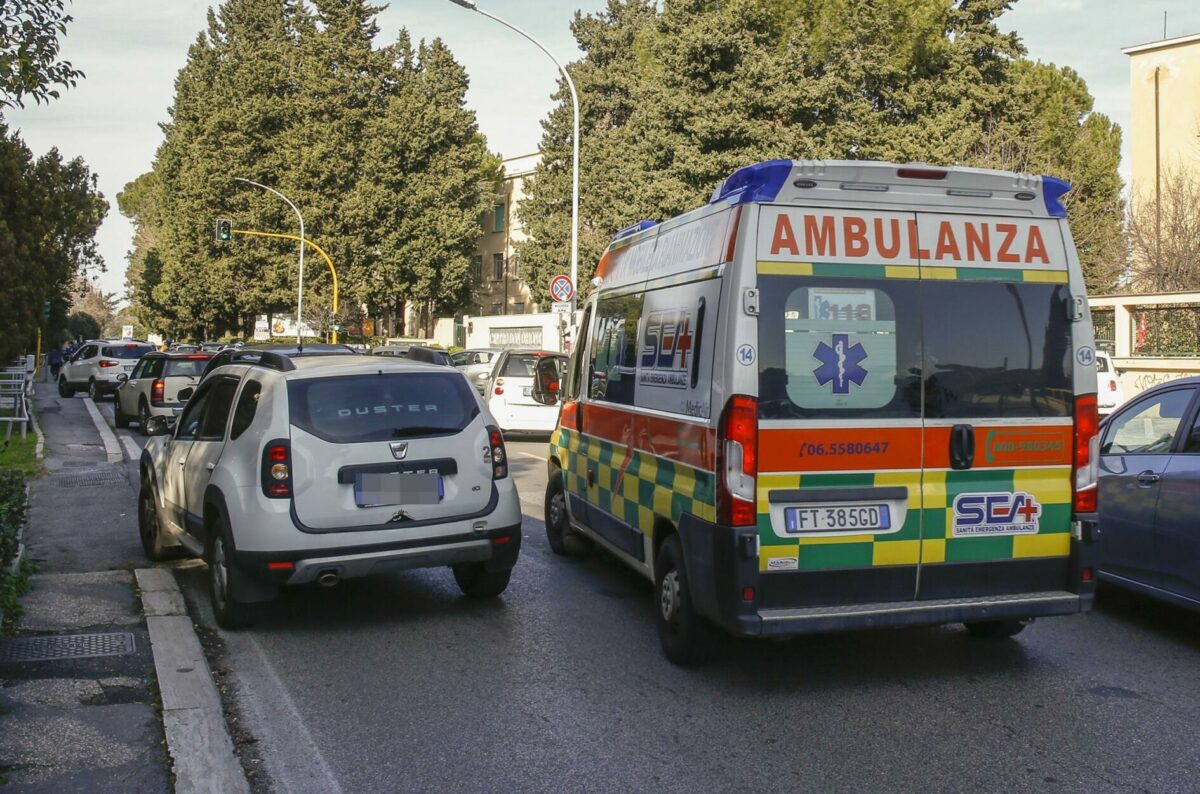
[717,395,757,527]
[1072,394,1099,514]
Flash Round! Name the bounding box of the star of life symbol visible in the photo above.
[812,333,869,394]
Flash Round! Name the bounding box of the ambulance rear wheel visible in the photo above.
[545,473,569,555]
[964,619,1028,639]
[655,534,714,666]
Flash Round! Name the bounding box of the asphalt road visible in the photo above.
[98,401,1200,794]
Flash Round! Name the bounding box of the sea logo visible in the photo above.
[639,309,694,389]
[952,491,1042,537]
[812,333,869,395]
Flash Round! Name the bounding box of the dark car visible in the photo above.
[406,346,452,366]
[1096,376,1200,611]
[200,343,357,380]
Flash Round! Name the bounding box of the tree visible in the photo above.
[65,311,99,342]
[0,0,83,108]
[518,0,1126,297]
[1127,166,1200,293]
[70,276,119,334]
[0,122,106,361]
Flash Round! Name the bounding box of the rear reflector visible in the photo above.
[267,561,294,571]
[492,535,511,546]
[741,586,755,602]
[1082,567,1094,583]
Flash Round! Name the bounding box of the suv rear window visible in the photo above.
[103,345,154,359]
[287,372,480,443]
[502,354,556,378]
[165,358,209,377]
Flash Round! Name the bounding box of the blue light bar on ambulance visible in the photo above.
[1041,176,1071,218]
[709,159,792,205]
[611,219,658,243]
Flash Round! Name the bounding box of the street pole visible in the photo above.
[446,0,580,313]
[234,178,306,344]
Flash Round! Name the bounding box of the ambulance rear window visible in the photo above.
[757,276,1073,420]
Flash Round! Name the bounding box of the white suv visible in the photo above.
[59,340,156,400]
[137,352,522,628]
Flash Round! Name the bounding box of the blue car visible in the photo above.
[1097,376,1200,611]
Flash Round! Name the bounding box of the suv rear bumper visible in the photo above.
[233,524,521,587]
[676,514,1097,638]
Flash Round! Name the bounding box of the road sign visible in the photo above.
[552,301,572,314]
[549,274,574,303]
[121,325,134,339]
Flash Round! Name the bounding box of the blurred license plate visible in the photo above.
[522,386,532,397]
[354,472,442,507]
[784,504,890,533]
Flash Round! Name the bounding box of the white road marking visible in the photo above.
[120,434,141,462]
[83,397,123,464]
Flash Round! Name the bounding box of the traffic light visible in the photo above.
[215,218,233,242]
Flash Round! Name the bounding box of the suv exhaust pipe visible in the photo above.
[316,570,340,588]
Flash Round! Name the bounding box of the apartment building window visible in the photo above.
[493,203,505,233]
[471,254,482,282]
[492,253,505,281]
[490,302,502,316]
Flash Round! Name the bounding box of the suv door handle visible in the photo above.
[1135,470,1160,486]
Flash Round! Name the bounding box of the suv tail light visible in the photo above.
[99,359,119,368]
[1072,394,1099,514]
[150,378,165,406]
[261,440,293,498]
[716,395,758,527]
[484,425,507,479]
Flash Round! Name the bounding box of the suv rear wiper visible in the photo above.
[390,426,452,438]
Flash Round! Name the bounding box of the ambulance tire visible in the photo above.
[655,534,715,666]
[544,474,570,555]
[964,619,1028,639]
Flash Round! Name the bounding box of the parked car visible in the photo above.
[114,351,212,434]
[372,344,414,358]
[1096,351,1124,415]
[406,346,452,366]
[59,340,156,400]
[485,350,566,435]
[201,343,355,380]
[137,353,523,628]
[1096,376,1200,612]
[450,348,499,393]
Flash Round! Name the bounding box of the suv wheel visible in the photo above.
[452,563,511,599]
[138,479,175,561]
[138,401,151,436]
[58,376,74,398]
[87,379,101,401]
[208,520,255,629]
[964,620,1028,639]
[655,534,715,666]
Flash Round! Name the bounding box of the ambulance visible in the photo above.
[532,160,1101,665]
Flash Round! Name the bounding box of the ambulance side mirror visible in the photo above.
[531,357,560,406]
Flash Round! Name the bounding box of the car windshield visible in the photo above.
[103,345,154,359]
[165,358,210,377]
[287,372,479,443]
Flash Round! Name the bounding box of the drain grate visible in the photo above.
[0,632,136,663]
[53,468,125,488]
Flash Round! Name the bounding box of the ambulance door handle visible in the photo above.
[950,424,975,470]
[576,401,584,433]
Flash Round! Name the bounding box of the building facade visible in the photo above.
[469,152,541,316]
[1123,32,1200,199]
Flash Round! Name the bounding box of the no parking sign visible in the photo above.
[549,274,574,303]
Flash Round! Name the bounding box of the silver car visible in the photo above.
[115,352,212,433]
[59,340,156,400]
[450,348,499,393]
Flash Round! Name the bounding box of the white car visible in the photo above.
[1096,351,1124,414]
[114,351,212,433]
[137,352,523,628]
[59,340,156,400]
[485,350,566,435]
[450,348,500,393]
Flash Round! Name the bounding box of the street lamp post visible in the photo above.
[234,178,307,343]
[446,0,580,312]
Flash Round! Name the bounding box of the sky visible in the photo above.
[6,0,1200,300]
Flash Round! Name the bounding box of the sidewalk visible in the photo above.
[0,384,169,791]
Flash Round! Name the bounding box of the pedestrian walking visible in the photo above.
[48,345,63,379]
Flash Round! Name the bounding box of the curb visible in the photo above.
[83,396,123,464]
[135,568,250,794]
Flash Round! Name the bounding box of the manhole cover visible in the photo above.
[0,632,136,663]
[53,468,125,488]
